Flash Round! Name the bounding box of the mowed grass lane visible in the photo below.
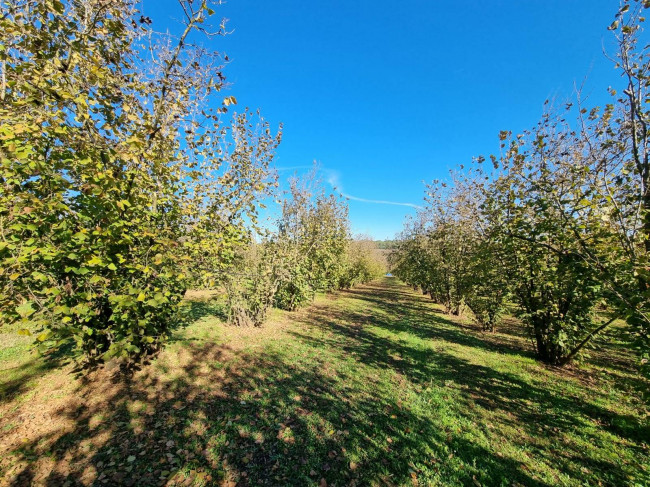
[0,277,648,486]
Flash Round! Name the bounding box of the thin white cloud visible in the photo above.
[325,169,341,189]
[275,165,315,172]
[341,193,422,209]
[324,168,422,209]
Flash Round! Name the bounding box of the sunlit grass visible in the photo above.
[0,278,648,486]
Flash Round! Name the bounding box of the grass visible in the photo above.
[0,277,648,486]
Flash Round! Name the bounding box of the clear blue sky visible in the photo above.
[147,0,623,239]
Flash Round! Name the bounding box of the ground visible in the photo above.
[0,277,648,486]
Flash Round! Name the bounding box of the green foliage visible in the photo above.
[223,243,277,327]
[273,273,314,312]
[482,120,612,364]
[591,0,650,372]
[273,175,350,311]
[221,177,384,325]
[462,238,509,332]
[0,0,279,366]
[391,175,507,326]
[392,0,650,370]
[181,108,281,290]
[481,0,650,365]
[338,239,387,289]
[374,240,397,250]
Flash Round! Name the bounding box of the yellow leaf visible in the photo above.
[36,332,51,342]
[88,256,103,266]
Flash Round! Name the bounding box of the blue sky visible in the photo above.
[148,0,624,239]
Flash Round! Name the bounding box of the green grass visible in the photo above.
[0,277,648,486]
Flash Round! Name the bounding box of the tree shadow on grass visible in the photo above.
[0,342,75,407]
[0,358,56,406]
[0,298,224,408]
[342,281,537,361]
[2,279,648,487]
[177,299,228,327]
[1,290,226,396]
[291,282,650,485]
[3,340,558,487]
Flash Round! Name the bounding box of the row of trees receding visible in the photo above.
[222,174,387,328]
[0,0,385,368]
[390,0,650,372]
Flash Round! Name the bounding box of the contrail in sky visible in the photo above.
[275,165,315,172]
[341,193,422,209]
[273,165,421,209]
[325,169,422,210]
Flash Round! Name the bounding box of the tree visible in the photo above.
[273,174,350,311]
[483,127,606,363]
[338,237,387,289]
[220,174,380,325]
[585,0,650,370]
[222,241,278,327]
[0,0,280,365]
[478,1,650,366]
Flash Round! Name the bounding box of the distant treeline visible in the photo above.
[375,240,397,250]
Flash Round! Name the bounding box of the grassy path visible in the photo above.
[0,277,648,486]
